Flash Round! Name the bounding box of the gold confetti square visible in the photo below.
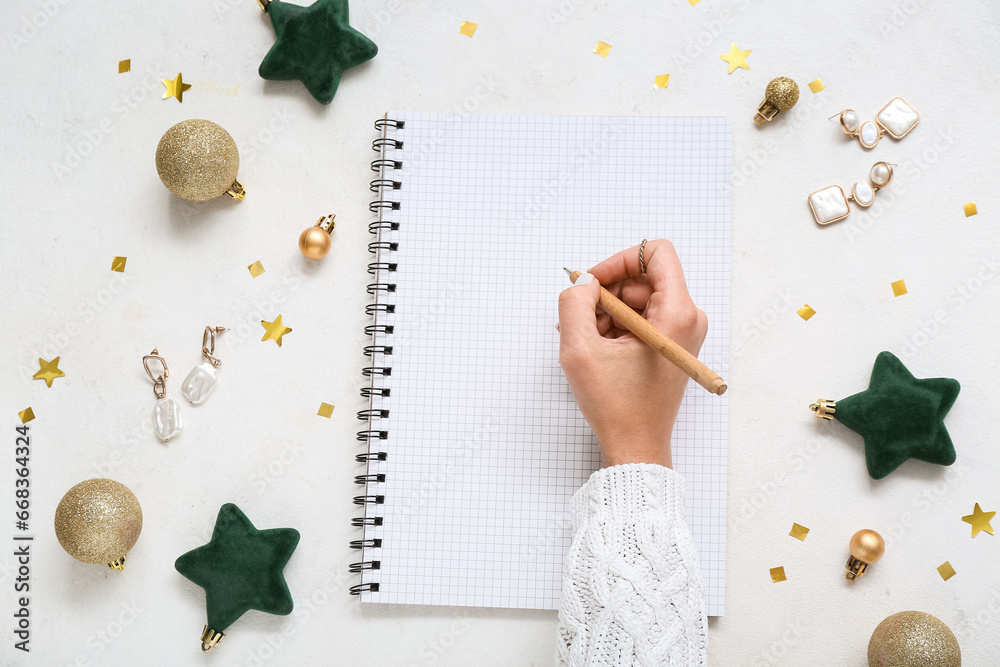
[808,79,824,93]
[789,523,810,541]
[937,561,956,580]
[18,407,34,424]
[653,74,670,89]
[111,256,127,273]
[118,59,131,74]
[769,566,786,583]
[593,41,612,58]
[964,202,978,217]
[317,402,335,418]
[891,280,907,297]
[459,21,477,37]
[797,305,816,321]
[248,260,265,278]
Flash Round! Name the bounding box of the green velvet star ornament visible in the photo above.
[813,351,960,480]
[258,0,377,104]
[175,504,300,651]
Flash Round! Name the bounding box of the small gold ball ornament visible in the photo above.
[54,479,142,570]
[845,528,885,581]
[298,214,337,259]
[754,76,800,125]
[868,611,960,666]
[155,119,245,201]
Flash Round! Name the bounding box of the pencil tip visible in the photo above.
[563,267,572,277]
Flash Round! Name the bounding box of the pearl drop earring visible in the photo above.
[144,349,182,442]
[833,97,920,149]
[808,162,894,225]
[182,326,226,406]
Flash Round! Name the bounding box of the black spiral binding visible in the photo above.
[349,561,381,573]
[365,305,395,317]
[369,179,401,193]
[350,538,382,549]
[369,221,399,233]
[350,583,380,594]
[351,516,383,527]
[352,115,404,596]
[367,262,397,274]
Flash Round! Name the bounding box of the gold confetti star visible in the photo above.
[962,503,996,537]
[459,21,477,37]
[317,402,335,418]
[808,79,824,93]
[593,41,612,58]
[118,59,131,74]
[162,73,192,102]
[789,523,810,541]
[33,357,65,388]
[260,315,292,346]
[891,279,907,297]
[719,43,751,74]
[964,202,978,217]
[111,256,127,273]
[688,0,701,5]
[769,566,786,583]
[797,304,815,321]
[18,407,35,424]
[248,260,265,278]
[653,74,670,89]
[937,561,956,581]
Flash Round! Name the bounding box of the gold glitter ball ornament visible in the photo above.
[54,479,142,570]
[754,76,800,125]
[868,611,960,666]
[155,119,245,202]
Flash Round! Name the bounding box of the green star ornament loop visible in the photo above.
[175,504,300,652]
[810,351,960,480]
[258,0,377,104]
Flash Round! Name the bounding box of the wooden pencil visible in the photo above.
[565,269,727,396]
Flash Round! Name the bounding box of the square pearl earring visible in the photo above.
[833,98,920,149]
[808,162,894,225]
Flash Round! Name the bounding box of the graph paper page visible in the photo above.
[360,113,730,615]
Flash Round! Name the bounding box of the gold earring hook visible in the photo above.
[202,327,226,368]
[143,348,168,399]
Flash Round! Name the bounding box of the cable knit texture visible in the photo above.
[557,464,707,666]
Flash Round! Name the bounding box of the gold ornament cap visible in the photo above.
[54,478,142,568]
[845,528,885,581]
[155,119,245,202]
[200,625,225,652]
[810,399,837,420]
[298,214,336,260]
[754,76,800,125]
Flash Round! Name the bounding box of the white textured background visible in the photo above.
[2,0,999,665]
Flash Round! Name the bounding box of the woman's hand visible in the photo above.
[558,240,707,468]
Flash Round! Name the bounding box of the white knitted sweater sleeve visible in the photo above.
[557,463,707,666]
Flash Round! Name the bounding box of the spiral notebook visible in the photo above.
[355,113,730,615]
